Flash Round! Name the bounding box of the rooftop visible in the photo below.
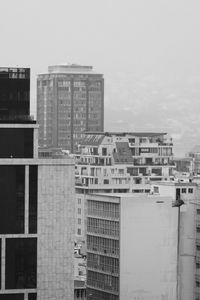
[41,64,103,75]
[85,131,167,137]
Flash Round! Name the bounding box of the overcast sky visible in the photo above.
[1,0,200,155]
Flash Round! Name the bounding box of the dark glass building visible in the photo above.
[0,68,30,120]
[0,67,74,299]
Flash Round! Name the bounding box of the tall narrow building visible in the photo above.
[0,67,74,300]
[37,64,104,153]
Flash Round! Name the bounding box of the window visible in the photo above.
[78,198,81,204]
[188,188,193,193]
[78,208,81,214]
[196,281,200,287]
[77,228,81,235]
[197,209,200,215]
[5,238,37,289]
[196,262,200,269]
[78,218,81,225]
[182,188,187,193]
[153,186,159,194]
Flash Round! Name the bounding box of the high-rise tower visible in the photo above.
[37,64,104,153]
[0,67,74,300]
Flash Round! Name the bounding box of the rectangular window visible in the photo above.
[0,128,33,158]
[28,294,37,300]
[78,198,81,204]
[0,166,25,234]
[29,166,38,234]
[188,188,193,193]
[197,209,200,215]
[0,239,1,289]
[78,208,81,214]
[78,218,81,225]
[182,188,187,193]
[77,228,81,235]
[5,238,37,289]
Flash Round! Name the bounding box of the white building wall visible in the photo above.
[75,193,87,242]
[37,163,75,300]
[179,201,196,300]
[120,195,178,300]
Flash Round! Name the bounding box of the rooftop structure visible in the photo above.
[0,67,30,120]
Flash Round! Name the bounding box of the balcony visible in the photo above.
[133,161,175,166]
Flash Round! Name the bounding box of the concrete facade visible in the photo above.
[86,193,179,300]
[152,182,200,300]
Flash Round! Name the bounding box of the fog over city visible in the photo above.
[1,0,200,156]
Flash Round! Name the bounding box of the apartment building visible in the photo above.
[37,64,104,153]
[0,67,75,300]
[75,131,174,242]
[86,192,179,300]
[152,181,200,300]
[86,181,200,300]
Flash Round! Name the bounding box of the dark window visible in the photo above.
[28,294,37,300]
[0,295,24,300]
[0,166,25,234]
[102,148,107,156]
[182,188,187,193]
[0,129,33,158]
[176,188,181,200]
[29,166,38,234]
[197,209,200,215]
[5,238,37,289]
[188,188,193,194]
[0,239,1,288]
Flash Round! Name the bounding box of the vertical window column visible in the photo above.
[25,166,29,234]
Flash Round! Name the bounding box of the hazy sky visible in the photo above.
[1,0,200,155]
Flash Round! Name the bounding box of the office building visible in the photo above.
[86,192,178,300]
[75,131,174,242]
[37,64,104,153]
[0,67,75,300]
[86,181,200,300]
